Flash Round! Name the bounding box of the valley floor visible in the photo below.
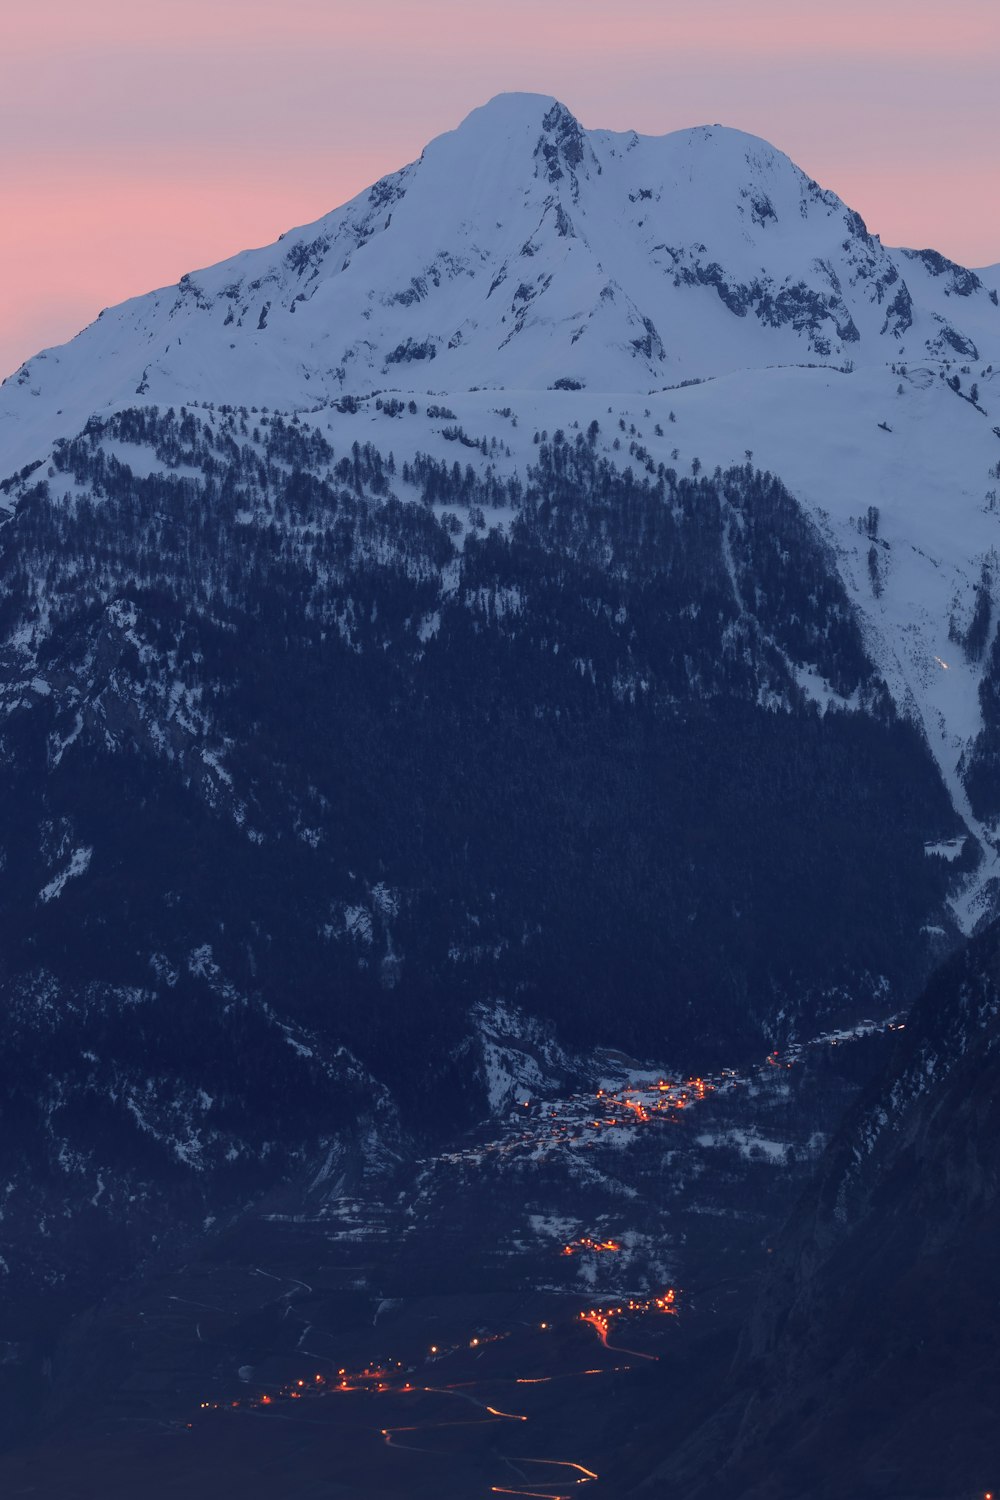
[0,1019,895,1498]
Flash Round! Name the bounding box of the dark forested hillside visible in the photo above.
[0,405,964,1340]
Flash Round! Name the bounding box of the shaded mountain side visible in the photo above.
[639,919,1000,1499]
[0,409,963,1328]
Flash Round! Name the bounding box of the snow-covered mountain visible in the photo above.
[2,92,997,473]
[4,94,998,926]
[0,92,999,1355]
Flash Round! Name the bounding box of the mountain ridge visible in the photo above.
[2,92,997,480]
[3,95,1000,937]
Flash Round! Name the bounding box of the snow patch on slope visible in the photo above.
[39,846,92,903]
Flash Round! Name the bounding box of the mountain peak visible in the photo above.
[1,93,997,476]
[453,91,572,133]
[424,92,593,194]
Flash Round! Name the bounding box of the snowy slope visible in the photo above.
[1,91,999,929]
[1,93,997,477]
[226,360,996,929]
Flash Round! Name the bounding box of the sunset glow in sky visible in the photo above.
[2,0,998,379]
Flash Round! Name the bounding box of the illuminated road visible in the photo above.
[183,1019,901,1496]
[492,1455,600,1497]
[192,1288,682,1495]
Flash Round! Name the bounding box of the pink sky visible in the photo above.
[2,0,998,379]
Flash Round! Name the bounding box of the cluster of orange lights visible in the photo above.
[196,1288,681,1419]
[562,1236,621,1257]
[591,1077,714,1125]
[198,1364,410,1414]
[579,1288,678,1347]
[197,1333,525,1420]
